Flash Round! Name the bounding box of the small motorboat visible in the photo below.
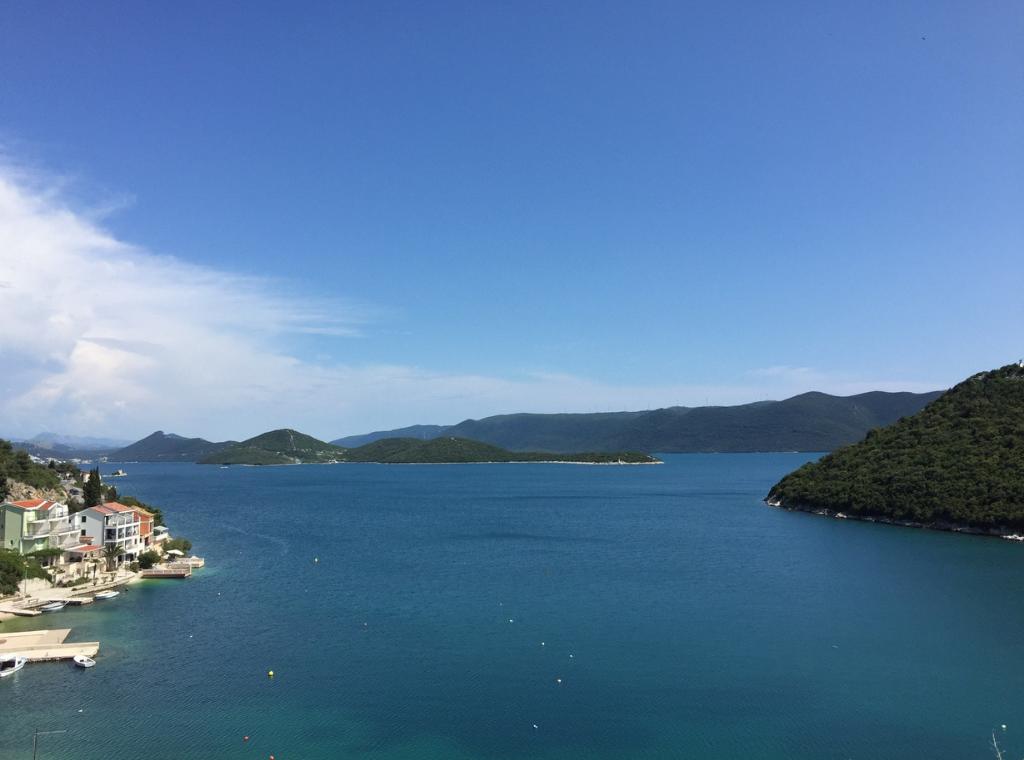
[0,655,27,678]
[39,601,67,613]
[73,655,96,669]
[94,590,120,600]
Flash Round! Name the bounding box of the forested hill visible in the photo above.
[199,432,657,465]
[199,429,343,465]
[109,431,234,462]
[332,390,942,453]
[0,438,62,500]
[343,437,659,464]
[767,364,1024,531]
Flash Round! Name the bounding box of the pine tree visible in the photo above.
[83,467,103,509]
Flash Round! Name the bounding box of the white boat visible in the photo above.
[94,590,120,600]
[110,469,127,477]
[0,655,27,678]
[39,601,67,613]
[73,655,96,668]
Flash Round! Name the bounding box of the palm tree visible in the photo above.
[102,544,123,572]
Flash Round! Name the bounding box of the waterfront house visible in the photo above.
[0,499,81,565]
[73,502,144,564]
[126,505,155,550]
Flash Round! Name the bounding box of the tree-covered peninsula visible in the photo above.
[766,363,1024,533]
[199,431,659,465]
[341,436,659,464]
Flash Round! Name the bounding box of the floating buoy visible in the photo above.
[314,557,319,563]
[243,736,249,742]
[508,618,514,623]
[1003,724,1008,731]
[569,654,574,659]
[532,724,538,729]
[541,641,545,646]
[267,670,274,678]
[555,678,562,684]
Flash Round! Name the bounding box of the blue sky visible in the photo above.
[0,1,1021,440]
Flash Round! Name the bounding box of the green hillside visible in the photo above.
[767,364,1024,531]
[199,429,344,465]
[343,436,659,464]
[198,431,657,465]
[110,431,234,462]
[0,438,62,499]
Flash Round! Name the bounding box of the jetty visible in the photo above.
[0,628,99,662]
[141,556,204,578]
[0,603,40,617]
[141,565,191,578]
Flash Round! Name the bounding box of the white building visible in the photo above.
[72,502,144,563]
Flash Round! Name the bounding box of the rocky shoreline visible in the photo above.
[764,497,1024,542]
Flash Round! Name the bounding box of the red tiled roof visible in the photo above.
[7,499,54,510]
[91,502,135,516]
[67,544,103,553]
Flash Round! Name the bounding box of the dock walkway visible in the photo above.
[0,628,100,662]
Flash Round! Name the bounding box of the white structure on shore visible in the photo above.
[73,502,144,564]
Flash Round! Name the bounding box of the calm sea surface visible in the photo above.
[2,455,1022,759]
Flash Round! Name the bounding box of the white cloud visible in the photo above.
[0,165,944,442]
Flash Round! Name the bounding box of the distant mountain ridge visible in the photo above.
[7,431,131,460]
[333,425,448,448]
[25,432,131,449]
[331,390,943,453]
[109,431,234,462]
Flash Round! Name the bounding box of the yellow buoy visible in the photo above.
[267,670,274,678]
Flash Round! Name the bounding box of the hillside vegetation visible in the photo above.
[767,364,1024,531]
[199,431,658,465]
[332,390,941,453]
[110,431,233,462]
[343,437,659,464]
[0,439,62,500]
[199,429,344,465]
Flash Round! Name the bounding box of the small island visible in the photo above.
[766,363,1024,536]
[199,429,660,465]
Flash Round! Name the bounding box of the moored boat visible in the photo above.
[73,655,96,668]
[94,590,120,600]
[40,601,68,612]
[0,655,27,678]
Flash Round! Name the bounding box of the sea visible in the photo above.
[1,454,1022,759]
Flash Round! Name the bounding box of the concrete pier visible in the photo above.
[0,628,100,662]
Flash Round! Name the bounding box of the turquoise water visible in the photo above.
[2,455,1022,759]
